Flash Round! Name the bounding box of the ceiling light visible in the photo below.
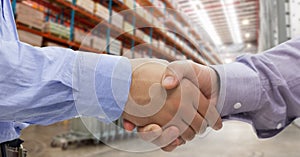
[221,0,243,44]
[242,19,250,25]
[245,33,250,38]
[188,0,222,46]
[224,58,233,63]
[247,43,252,48]
[226,53,231,57]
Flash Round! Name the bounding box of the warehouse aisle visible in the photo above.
[21,121,300,157]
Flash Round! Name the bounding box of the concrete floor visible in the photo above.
[20,121,300,157]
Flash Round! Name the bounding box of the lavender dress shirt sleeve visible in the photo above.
[212,37,300,138]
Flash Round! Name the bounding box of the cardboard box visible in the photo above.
[135,29,144,39]
[18,30,42,46]
[123,21,134,35]
[94,3,109,21]
[143,34,151,43]
[16,3,44,30]
[108,38,122,55]
[92,35,106,51]
[44,41,66,47]
[111,11,124,29]
[44,21,70,39]
[124,0,134,9]
[77,0,94,14]
[74,29,94,47]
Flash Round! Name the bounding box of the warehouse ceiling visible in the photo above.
[177,0,259,61]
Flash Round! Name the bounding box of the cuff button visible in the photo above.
[276,123,282,130]
[233,102,242,110]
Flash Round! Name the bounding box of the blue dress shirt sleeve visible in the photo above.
[212,37,300,138]
[0,0,132,143]
[0,40,132,124]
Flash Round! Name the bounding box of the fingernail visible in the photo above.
[163,76,175,85]
[144,125,154,132]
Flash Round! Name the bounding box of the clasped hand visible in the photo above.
[122,59,222,152]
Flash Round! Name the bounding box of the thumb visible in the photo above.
[162,75,179,90]
[162,65,181,90]
[162,61,199,90]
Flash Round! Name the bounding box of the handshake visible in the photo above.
[122,59,223,152]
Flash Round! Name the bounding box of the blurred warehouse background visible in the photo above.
[11,0,300,156]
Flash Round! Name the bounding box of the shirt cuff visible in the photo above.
[211,62,262,117]
[72,52,132,123]
[95,55,132,122]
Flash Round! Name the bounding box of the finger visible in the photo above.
[177,137,186,146]
[161,139,179,152]
[162,61,199,90]
[181,124,196,141]
[175,119,196,141]
[189,113,206,134]
[152,126,180,147]
[137,124,162,142]
[196,91,222,130]
[162,144,177,152]
[123,119,136,131]
[209,105,223,130]
[199,121,208,134]
[176,79,199,129]
[161,136,186,152]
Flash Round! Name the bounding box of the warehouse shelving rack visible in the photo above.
[102,0,210,64]
[131,0,213,64]
[160,0,222,64]
[12,0,222,65]
[10,0,224,149]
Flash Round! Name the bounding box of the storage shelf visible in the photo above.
[159,0,221,64]
[56,0,178,61]
[17,23,104,53]
[135,0,165,17]
[15,0,221,65]
[133,0,217,64]
[103,0,206,64]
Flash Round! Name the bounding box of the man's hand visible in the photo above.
[122,59,209,148]
[162,61,222,129]
[124,60,223,151]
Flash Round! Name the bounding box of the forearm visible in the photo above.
[211,37,300,138]
[0,40,132,125]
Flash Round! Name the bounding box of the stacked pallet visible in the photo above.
[124,0,134,9]
[144,10,153,23]
[44,21,70,40]
[135,29,144,39]
[94,3,110,21]
[109,38,122,55]
[152,0,165,8]
[77,0,94,14]
[112,11,124,29]
[74,28,89,45]
[92,36,107,51]
[123,21,134,35]
[152,38,159,48]
[18,30,43,46]
[122,48,131,58]
[16,3,44,31]
[158,40,166,51]
[143,34,151,44]
[44,41,66,47]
